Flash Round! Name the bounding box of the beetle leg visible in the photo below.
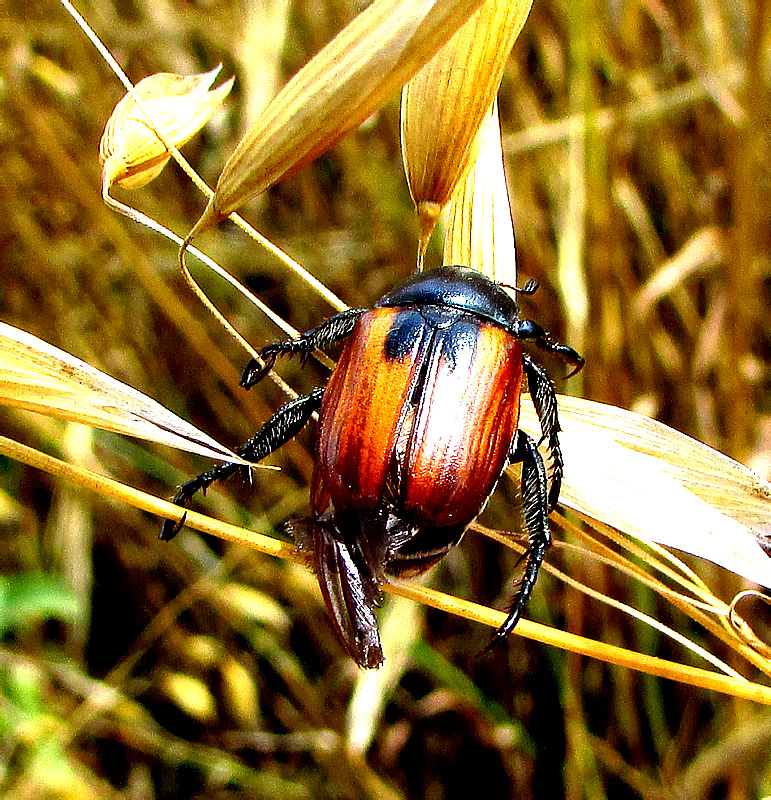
[512,318,584,377]
[160,388,324,541]
[481,430,551,655]
[523,354,564,512]
[241,308,368,389]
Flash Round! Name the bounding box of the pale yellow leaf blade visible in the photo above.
[346,593,423,752]
[519,396,771,588]
[201,0,485,228]
[443,102,517,284]
[401,0,532,245]
[0,322,248,465]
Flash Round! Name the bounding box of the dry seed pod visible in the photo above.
[100,67,233,191]
[158,671,217,723]
[188,0,485,238]
[402,0,533,246]
[443,102,517,285]
[221,656,261,729]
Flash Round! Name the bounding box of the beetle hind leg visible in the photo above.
[481,430,551,655]
[160,388,324,541]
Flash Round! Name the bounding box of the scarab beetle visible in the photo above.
[161,266,583,668]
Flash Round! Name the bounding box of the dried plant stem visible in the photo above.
[503,63,745,154]
[638,0,745,124]
[226,214,347,312]
[552,516,771,676]
[480,526,763,679]
[102,186,286,356]
[542,555,741,678]
[62,0,347,315]
[556,0,590,356]
[2,433,770,705]
[551,540,726,617]
[101,187,334,389]
[387,580,771,705]
[0,435,294,558]
[550,514,719,607]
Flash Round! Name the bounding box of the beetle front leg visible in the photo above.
[160,388,325,541]
[241,308,367,389]
[482,430,551,655]
[513,318,584,377]
[523,354,564,512]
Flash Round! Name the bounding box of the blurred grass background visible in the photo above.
[1,0,770,797]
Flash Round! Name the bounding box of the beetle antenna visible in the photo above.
[518,278,539,295]
[501,277,540,296]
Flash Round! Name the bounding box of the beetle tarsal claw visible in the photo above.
[240,356,274,389]
[163,266,582,667]
[160,511,188,542]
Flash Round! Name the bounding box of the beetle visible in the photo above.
[161,265,583,668]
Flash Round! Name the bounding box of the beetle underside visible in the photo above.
[288,505,467,669]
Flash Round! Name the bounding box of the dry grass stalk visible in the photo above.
[191,0,487,238]
[1,431,769,706]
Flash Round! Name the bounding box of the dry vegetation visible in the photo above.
[1,0,770,798]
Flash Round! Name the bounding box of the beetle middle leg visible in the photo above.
[513,317,582,510]
[481,429,551,655]
[241,307,367,388]
[160,387,325,540]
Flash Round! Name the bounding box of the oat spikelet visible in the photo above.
[189,0,485,240]
[100,67,233,191]
[401,0,533,251]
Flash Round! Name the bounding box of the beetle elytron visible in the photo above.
[161,266,583,668]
